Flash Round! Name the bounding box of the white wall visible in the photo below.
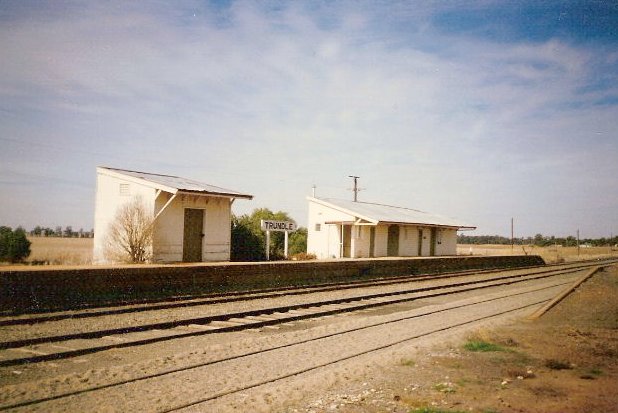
[93,171,157,263]
[435,228,458,256]
[307,200,354,259]
[94,169,234,264]
[153,194,232,262]
[306,198,460,259]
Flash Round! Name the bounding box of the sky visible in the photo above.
[0,0,617,239]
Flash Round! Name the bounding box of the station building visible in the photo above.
[93,167,253,263]
[307,197,475,259]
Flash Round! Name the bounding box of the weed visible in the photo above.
[400,359,416,367]
[529,384,565,398]
[505,368,535,379]
[500,337,519,347]
[450,361,463,369]
[580,367,603,379]
[456,377,473,387]
[544,359,572,370]
[409,408,468,413]
[463,340,506,352]
[433,382,456,393]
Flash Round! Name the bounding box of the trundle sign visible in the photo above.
[260,220,296,232]
[260,220,297,260]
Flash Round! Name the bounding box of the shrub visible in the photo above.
[104,197,154,263]
[0,226,31,263]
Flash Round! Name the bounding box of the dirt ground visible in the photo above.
[284,265,618,413]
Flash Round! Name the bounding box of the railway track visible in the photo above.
[1,258,611,325]
[2,262,612,412]
[1,260,613,368]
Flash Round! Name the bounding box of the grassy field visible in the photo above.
[26,236,93,265]
[4,238,616,266]
[457,243,618,264]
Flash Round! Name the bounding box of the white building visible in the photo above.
[94,167,253,263]
[307,197,475,259]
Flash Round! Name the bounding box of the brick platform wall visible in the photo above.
[0,255,545,312]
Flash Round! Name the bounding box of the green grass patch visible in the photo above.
[409,408,468,413]
[400,358,416,367]
[433,382,456,393]
[463,339,507,352]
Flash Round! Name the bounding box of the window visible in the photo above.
[119,183,130,196]
[315,223,321,232]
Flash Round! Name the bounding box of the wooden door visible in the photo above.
[183,208,203,262]
[418,229,423,256]
[342,225,352,258]
[387,225,399,257]
[430,228,437,256]
[369,227,376,258]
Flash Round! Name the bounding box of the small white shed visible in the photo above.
[93,167,253,263]
[307,197,475,259]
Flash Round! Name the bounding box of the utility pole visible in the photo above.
[348,175,360,202]
[511,217,514,254]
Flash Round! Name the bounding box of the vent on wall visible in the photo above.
[119,183,130,196]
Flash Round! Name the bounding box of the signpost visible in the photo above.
[260,220,297,260]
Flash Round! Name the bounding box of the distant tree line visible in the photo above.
[458,234,618,247]
[28,226,94,238]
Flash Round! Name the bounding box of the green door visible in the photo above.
[430,228,437,256]
[342,225,352,258]
[418,229,423,256]
[369,227,376,258]
[387,225,400,257]
[183,208,203,262]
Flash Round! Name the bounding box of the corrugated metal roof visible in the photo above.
[101,167,253,199]
[311,197,475,229]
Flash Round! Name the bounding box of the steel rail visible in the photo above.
[0,265,587,349]
[0,283,564,412]
[2,259,613,327]
[0,265,591,366]
[163,300,548,413]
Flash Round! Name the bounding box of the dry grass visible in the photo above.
[7,238,615,267]
[26,236,93,265]
[457,244,617,264]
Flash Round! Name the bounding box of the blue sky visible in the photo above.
[1,0,617,238]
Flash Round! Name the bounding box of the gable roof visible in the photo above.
[98,166,253,200]
[308,197,475,230]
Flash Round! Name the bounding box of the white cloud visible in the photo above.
[0,1,616,237]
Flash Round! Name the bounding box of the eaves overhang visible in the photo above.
[308,196,379,224]
[98,166,254,200]
[177,190,253,200]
